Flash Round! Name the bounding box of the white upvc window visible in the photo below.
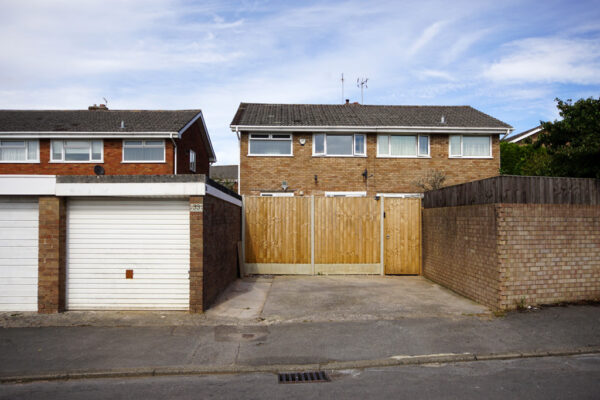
[377,134,429,157]
[51,140,103,162]
[313,133,366,157]
[189,150,196,172]
[376,193,424,198]
[248,134,293,156]
[0,140,39,163]
[324,191,367,197]
[449,135,492,158]
[260,192,294,197]
[122,139,165,162]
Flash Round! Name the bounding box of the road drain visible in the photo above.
[278,371,330,384]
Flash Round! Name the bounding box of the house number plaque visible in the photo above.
[190,203,203,212]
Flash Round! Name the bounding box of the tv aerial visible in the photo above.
[357,78,368,104]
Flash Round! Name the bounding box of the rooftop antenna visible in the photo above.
[357,77,368,104]
[341,73,345,104]
[102,97,108,106]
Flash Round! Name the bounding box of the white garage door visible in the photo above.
[67,198,190,310]
[0,198,38,311]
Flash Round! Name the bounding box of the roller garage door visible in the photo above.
[67,198,190,310]
[0,198,38,311]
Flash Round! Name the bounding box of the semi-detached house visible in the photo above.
[231,102,513,197]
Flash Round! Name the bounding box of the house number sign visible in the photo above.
[190,203,203,212]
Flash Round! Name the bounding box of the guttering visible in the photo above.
[170,133,178,175]
[0,131,177,139]
[230,125,514,135]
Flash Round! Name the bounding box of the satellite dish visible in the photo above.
[94,165,105,175]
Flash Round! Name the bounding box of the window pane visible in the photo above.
[418,136,429,156]
[65,145,90,161]
[449,136,461,156]
[51,141,63,160]
[143,147,164,161]
[272,134,291,139]
[1,140,25,147]
[124,140,143,146]
[314,134,325,154]
[124,147,145,161]
[463,136,490,156]
[27,140,38,161]
[326,135,353,155]
[250,134,269,139]
[390,136,416,156]
[91,140,102,160]
[144,140,163,146]
[0,147,26,161]
[249,139,291,155]
[355,135,365,155]
[65,140,89,148]
[378,135,389,155]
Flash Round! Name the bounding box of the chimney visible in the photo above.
[345,99,350,105]
[88,104,108,111]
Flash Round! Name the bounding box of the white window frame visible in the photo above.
[324,191,367,197]
[122,139,166,163]
[189,150,196,172]
[376,193,424,198]
[0,140,40,163]
[312,133,366,157]
[376,134,430,158]
[248,133,293,157]
[50,139,103,163]
[448,135,493,159]
[260,192,294,197]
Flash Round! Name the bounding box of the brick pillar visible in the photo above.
[38,196,66,313]
[189,196,204,313]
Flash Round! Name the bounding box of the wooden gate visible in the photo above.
[243,196,420,275]
[383,198,422,275]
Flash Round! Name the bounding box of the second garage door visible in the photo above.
[67,198,190,310]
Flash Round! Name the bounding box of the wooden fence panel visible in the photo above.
[244,196,310,264]
[384,198,422,275]
[314,197,380,264]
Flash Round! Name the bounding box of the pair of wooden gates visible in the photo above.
[242,196,421,275]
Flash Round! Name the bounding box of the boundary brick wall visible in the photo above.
[38,196,66,313]
[422,205,501,309]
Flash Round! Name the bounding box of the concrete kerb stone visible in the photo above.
[2,346,599,385]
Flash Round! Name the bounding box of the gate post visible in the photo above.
[380,196,384,276]
[310,196,315,275]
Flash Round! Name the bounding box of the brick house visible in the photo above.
[231,103,513,197]
[0,106,216,176]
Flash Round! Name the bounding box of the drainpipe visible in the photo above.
[170,132,177,175]
[236,126,241,194]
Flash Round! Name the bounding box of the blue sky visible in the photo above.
[1,0,599,165]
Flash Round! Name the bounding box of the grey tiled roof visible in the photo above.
[0,110,202,132]
[210,165,238,180]
[231,103,512,128]
[501,125,542,142]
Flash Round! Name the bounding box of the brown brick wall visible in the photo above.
[38,196,66,313]
[423,203,600,310]
[189,194,241,313]
[201,194,241,309]
[497,204,600,308]
[176,121,211,175]
[422,205,501,309]
[240,133,500,195]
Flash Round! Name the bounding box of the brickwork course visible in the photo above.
[239,133,501,196]
[423,203,600,310]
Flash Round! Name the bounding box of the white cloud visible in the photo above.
[483,37,600,84]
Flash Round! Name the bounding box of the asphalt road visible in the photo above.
[1,355,599,400]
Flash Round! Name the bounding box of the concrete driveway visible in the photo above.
[206,275,490,323]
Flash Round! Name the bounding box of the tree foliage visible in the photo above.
[537,97,600,178]
[500,142,551,176]
[412,169,447,191]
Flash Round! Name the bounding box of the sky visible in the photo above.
[1,0,599,165]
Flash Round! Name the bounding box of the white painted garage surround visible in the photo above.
[67,198,190,310]
[0,198,39,311]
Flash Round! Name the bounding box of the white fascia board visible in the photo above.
[0,132,176,139]
[0,175,56,195]
[230,125,512,135]
[206,185,242,206]
[178,111,217,163]
[56,182,206,197]
[508,127,543,143]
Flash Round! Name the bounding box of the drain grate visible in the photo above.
[278,371,330,384]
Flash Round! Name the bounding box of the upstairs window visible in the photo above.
[0,140,39,162]
[189,150,196,172]
[51,140,103,162]
[123,140,165,162]
[449,136,491,158]
[377,135,429,157]
[313,134,366,156]
[248,134,292,156]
